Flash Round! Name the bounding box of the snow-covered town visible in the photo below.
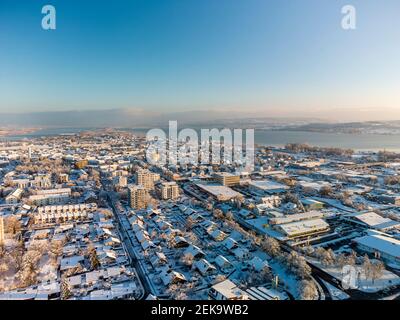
[1,131,400,300]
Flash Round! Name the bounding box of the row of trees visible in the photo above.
[261,237,312,279]
[309,247,385,284]
[384,175,400,186]
[285,143,354,157]
[261,237,319,299]
[15,158,69,175]
[0,240,62,292]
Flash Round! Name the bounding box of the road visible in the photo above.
[106,193,155,298]
[101,178,153,299]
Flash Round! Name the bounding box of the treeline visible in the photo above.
[378,150,400,162]
[285,143,354,156]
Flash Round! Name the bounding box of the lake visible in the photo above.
[2,128,400,152]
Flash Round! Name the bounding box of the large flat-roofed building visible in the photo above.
[298,180,331,193]
[248,180,289,195]
[269,211,324,225]
[275,218,330,239]
[128,185,149,210]
[269,211,330,239]
[343,211,400,232]
[29,188,72,206]
[195,183,243,202]
[353,234,400,265]
[36,188,72,196]
[214,172,240,186]
[160,182,179,200]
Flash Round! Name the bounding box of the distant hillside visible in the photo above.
[276,121,400,135]
[0,108,323,128]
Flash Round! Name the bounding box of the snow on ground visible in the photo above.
[38,256,58,282]
[321,280,350,300]
[309,258,400,293]
[263,253,300,299]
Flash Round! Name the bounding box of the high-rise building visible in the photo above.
[0,216,5,245]
[136,169,158,190]
[160,182,180,200]
[128,185,149,210]
[214,172,240,186]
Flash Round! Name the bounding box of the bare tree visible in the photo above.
[61,277,73,300]
[4,216,21,235]
[213,209,224,220]
[370,260,385,284]
[320,185,333,197]
[315,247,336,266]
[9,244,24,272]
[0,243,5,259]
[86,243,100,270]
[298,280,318,300]
[362,254,372,281]
[261,237,281,258]
[18,250,42,287]
[346,250,357,266]
[336,253,348,268]
[180,253,194,268]
[167,284,188,300]
[285,251,311,279]
[226,211,234,221]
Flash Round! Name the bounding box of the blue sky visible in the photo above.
[0,0,400,120]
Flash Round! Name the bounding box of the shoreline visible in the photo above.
[1,127,400,154]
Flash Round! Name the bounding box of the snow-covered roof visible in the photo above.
[210,229,228,241]
[160,270,187,286]
[184,245,205,258]
[60,255,84,271]
[194,259,217,275]
[211,279,248,300]
[344,211,400,230]
[276,218,329,237]
[222,237,238,250]
[232,247,250,259]
[248,256,269,272]
[195,183,243,201]
[215,255,232,268]
[270,211,324,225]
[248,180,289,192]
[354,234,400,259]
